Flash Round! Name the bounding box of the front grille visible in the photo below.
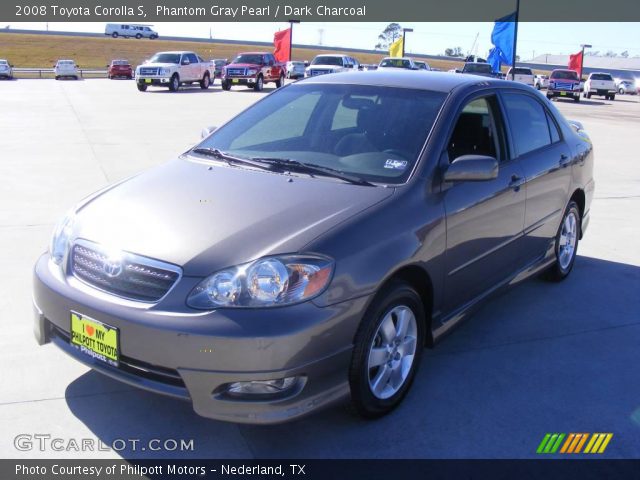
[310,69,331,76]
[554,81,575,91]
[226,68,246,77]
[139,67,159,76]
[70,241,180,302]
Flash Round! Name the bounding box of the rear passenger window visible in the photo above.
[502,93,552,156]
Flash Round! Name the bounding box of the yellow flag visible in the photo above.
[389,37,403,57]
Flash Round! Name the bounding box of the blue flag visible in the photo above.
[487,12,516,73]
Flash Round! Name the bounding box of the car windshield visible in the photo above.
[195,84,446,185]
[551,70,579,80]
[58,61,75,66]
[149,53,180,64]
[380,59,411,68]
[591,73,613,80]
[112,60,129,65]
[0,60,7,65]
[312,56,343,66]
[214,60,226,66]
[233,54,263,64]
[464,64,492,74]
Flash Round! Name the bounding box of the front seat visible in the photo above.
[334,106,381,156]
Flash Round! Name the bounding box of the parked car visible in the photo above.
[506,67,535,87]
[286,60,306,79]
[361,64,378,71]
[211,59,228,79]
[305,54,359,77]
[0,59,13,79]
[461,62,496,77]
[105,23,158,39]
[584,72,617,100]
[534,74,549,90]
[221,52,286,91]
[378,57,420,70]
[54,60,79,80]
[34,71,594,424]
[547,69,581,102]
[135,51,213,92]
[107,59,133,79]
[616,79,636,95]
[413,60,430,71]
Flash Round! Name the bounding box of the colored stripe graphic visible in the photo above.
[539,433,613,454]
[537,433,565,454]
[585,433,614,454]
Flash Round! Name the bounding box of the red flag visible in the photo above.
[273,28,291,63]
[568,51,583,73]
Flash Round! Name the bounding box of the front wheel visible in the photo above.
[275,73,285,88]
[135,33,142,39]
[168,74,180,92]
[545,201,580,281]
[200,73,210,89]
[221,80,231,91]
[136,83,147,92]
[111,32,118,38]
[349,281,425,418]
[254,75,264,91]
[574,96,580,102]
[610,94,616,101]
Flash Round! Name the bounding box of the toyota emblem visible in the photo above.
[103,259,123,277]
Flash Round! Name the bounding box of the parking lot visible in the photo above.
[0,78,639,459]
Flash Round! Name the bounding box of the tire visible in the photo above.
[536,83,541,90]
[136,83,147,92]
[150,34,158,40]
[111,32,118,38]
[168,74,180,92]
[286,71,291,79]
[74,76,78,80]
[574,96,580,102]
[199,73,210,89]
[135,33,142,39]
[221,80,231,91]
[275,73,285,88]
[586,92,592,99]
[254,75,264,91]
[619,88,625,94]
[610,94,616,101]
[545,201,580,281]
[349,281,425,419]
[55,76,59,80]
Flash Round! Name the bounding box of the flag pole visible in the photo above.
[511,0,520,81]
[288,20,300,62]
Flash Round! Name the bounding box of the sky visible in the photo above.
[8,22,640,60]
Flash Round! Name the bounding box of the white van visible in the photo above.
[105,24,158,40]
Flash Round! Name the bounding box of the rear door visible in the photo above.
[500,90,572,260]
[442,93,527,312]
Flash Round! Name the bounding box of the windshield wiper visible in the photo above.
[250,157,375,186]
[190,148,274,171]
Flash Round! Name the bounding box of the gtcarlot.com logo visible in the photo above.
[536,433,613,454]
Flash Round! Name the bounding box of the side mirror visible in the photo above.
[444,155,498,182]
[182,59,190,65]
[200,126,217,139]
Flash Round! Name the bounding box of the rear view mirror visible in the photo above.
[200,126,217,139]
[444,155,498,182]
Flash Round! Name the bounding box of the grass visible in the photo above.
[0,32,464,72]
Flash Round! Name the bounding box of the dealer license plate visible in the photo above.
[70,312,119,367]
[232,79,239,83]
[144,79,152,84]
[560,92,566,96]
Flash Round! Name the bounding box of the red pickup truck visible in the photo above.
[221,52,286,92]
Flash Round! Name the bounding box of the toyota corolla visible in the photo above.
[33,71,594,424]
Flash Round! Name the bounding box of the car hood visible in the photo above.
[73,157,394,276]
[309,65,340,70]
[139,62,178,69]
[226,63,262,69]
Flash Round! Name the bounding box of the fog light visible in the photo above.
[224,376,302,398]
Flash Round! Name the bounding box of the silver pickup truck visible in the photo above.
[135,51,213,92]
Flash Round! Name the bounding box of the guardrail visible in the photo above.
[12,68,108,78]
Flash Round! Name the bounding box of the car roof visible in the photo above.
[240,52,270,55]
[551,69,575,73]
[298,69,508,93]
[589,71,612,75]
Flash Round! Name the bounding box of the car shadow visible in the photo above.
[64,255,640,459]
[552,98,604,106]
[144,87,224,94]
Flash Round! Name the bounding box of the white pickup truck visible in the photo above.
[135,51,213,92]
[506,67,535,87]
[583,72,617,100]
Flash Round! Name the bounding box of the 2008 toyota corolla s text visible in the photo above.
[33,71,594,424]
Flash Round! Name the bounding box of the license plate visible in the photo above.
[232,79,239,83]
[70,312,119,367]
[144,79,152,84]
[560,92,566,96]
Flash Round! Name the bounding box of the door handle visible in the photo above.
[559,154,571,167]
[509,174,525,191]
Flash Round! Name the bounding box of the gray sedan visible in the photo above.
[33,71,594,424]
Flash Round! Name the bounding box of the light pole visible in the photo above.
[401,28,413,57]
[579,43,592,82]
[288,20,300,62]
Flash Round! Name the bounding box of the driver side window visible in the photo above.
[447,97,501,163]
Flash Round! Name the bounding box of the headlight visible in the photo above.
[247,69,258,75]
[187,255,333,309]
[49,212,75,265]
[159,67,170,76]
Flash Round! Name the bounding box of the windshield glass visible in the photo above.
[380,58,411,68]
[195,84,446,184]
[233,54,263,64]
[0,60,7,65]
[149,53,180,64]
[464,63,492,74]
[112,60,129,65]
[591,73,613,80]
[551,70,579,80]
[312,56,343,66]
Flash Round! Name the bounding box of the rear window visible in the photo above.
[551,70,579,80]
[312,56,344,66]
[511,68,533,75]
[112,60,129,65]
[464,63,493,74]
[591,73,613,81]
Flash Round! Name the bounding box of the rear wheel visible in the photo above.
[275,73,285,88]
[135,33,142,39]
[136,83,147,92]
[349,281,425,418]
[574,96,580,102]
[545,201,580,281]
[586,92,592,99]
[168,74,180,92]
[610,94,616,101]
[254,75,264,91]
[199,73,210,89]
[221,80,231,91]
[111,32,118,38]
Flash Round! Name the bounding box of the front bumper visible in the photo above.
[33,253,368,424]
[548,90,580,98]
[136,76,171,86]
[222,76,257,85]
